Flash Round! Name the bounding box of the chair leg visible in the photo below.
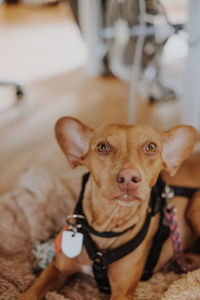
[0,81,24,101]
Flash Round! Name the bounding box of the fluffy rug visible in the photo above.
[0,166,199,300]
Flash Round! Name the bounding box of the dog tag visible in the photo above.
[61,231,83,258]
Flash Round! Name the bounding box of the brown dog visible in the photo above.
[19,117,200,300]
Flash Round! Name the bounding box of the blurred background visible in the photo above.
[0,0,199,194]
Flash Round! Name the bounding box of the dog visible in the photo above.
[19,117,200,300]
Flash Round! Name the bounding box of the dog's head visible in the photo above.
[55,117,197,205]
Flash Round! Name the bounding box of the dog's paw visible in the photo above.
[18,292,38,300]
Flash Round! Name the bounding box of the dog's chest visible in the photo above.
[77,247,93,276]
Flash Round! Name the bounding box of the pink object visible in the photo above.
[165,206,193,273]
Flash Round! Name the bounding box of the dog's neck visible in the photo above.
[82,177,150,249]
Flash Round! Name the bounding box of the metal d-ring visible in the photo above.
[162,184,175,211]
[161,185,175,201]
[66,214,85,230]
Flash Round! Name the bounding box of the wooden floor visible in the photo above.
[0,3,182,195]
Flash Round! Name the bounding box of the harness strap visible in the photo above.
[81,230,111,294]
[141,209,169,280]
[93,261,110,294]
[81,211,152,294]
[170,186,198,199]
[83,211,152,266]
[80,221,136,238]
[142,179,198,280]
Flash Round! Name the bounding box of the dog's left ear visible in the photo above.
[55,117,94,168]
[162,125,197,176]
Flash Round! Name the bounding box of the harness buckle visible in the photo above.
[92,252,110,293]
[66,214,85,234]
[92,259,111,294]
[94,251,104,264]
[161,185,175,201]
[162,184,175,212]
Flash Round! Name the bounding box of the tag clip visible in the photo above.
[66,214,85,235]
[162,184,175,211]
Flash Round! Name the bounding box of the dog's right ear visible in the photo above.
[55,117,94,168]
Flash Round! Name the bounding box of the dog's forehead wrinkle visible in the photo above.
[91,126,126,148]
[126,127,161,152]
[90,123,161,151]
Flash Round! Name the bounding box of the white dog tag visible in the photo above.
[61,231,83,258]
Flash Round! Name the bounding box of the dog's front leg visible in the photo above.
[18,252,80,300]
[187,190,200,236]
[108,251,146,300]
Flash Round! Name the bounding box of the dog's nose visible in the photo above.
[116,168,142,189]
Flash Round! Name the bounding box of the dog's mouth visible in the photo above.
[113,194,142,203]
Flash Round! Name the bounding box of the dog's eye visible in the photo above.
[145,143,157,153]
[96,142,110,153]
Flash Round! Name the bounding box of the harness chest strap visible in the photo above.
[82,210,152,294]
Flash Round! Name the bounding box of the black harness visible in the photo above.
[73,173,198,294]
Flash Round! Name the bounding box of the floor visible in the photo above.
[0,2,87,82]
[0,2,184,195]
